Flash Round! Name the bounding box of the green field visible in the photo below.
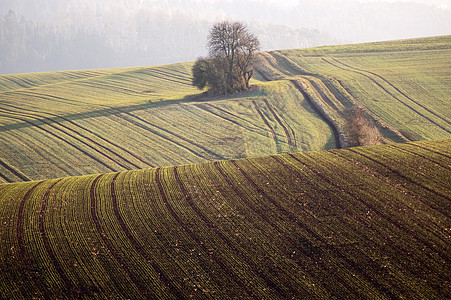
[0,36,450,298]
[0,63,335,182]
[260,35,451,143]
[1,36,450,182]
[0,139,449,298]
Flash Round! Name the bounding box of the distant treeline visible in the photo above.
[1,0,448,74]
[0,7,333,74]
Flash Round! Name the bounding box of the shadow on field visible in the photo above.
[0,88,265,133]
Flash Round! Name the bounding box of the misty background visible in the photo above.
[1,0,450,74]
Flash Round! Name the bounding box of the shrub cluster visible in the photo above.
[192,21,260,95]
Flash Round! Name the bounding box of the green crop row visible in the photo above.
[0,66,334,182]
[275,36,451,141]
[1,139,449,298]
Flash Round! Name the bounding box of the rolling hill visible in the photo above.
[0,139,449,299]
[0,36,450,298]
[0,63,334,182]
[0,36,450,182]
[257,35,451,144]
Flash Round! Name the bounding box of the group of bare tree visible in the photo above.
[345,107,381,146]
[192,21,260,95]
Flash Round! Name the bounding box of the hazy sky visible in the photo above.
[363,0,450,7]
[264,0,450,10]
[1,0,449,73]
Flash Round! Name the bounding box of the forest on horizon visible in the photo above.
[1,0,450,74]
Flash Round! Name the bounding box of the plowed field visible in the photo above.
[0,139,449,299]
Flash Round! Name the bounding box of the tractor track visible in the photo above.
[290,80,342,149]
[0,157,30,182]
[332,58,450,127]
[114,108,223,160]
[0,103,154,167]
[0,112,123,172]
[263,98,295,147]
[252,100,279,150]
[322,58,451,134]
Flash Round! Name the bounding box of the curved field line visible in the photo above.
[5,90,83,106]
[116,109,223,160]
[148,69,192,83]
[290,80,342,149]
[332,58,451,127]
[0,113,119,172]
[143,68,192,83]
[0,75,36,90]
[154,167,253,299]
[112,112,207,160]
[38,179,81,296]
[388,144,451,170]
[322,58,451,134]
[0,103,153,167]
[0,172,12,183]
[110,173,183,299]
[262,52,294,77]
[330,150,450,223]
[172,166,259,299]
[73,80,139,95]
[25,118,117,172]
[347,148,451,216]
[1,109,137,170]
[213,161,331,298]
[0,157,30,181]
[0,71,112,93]
[237,154,402,287]
[262,98,295,147]
[190,103,272,144]
[226,158,386,297]
[287,153,451,267]
[252,100,278,146]
[54,115,153,168]
[136,71,193,86]
[271,155,433,296]
[320,149,451,264]
[16,180,48,298]
[195,103,269,134]
[404,142,451,159]
[89,174,149,297]
[274,154,449,291]
[306,79,341,111]
[43,122,132,170]
[2,75,30,91]
[254,67,272,81]
[159,67,192,77]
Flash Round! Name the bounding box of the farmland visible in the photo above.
[0,35,450,298]
[0,36,450,182]
[264,35,451,143]
[0,63,334,182]
[0,139,449,298]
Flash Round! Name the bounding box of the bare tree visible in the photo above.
[192,21,260,95]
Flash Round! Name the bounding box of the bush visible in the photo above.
[345,107,381,146]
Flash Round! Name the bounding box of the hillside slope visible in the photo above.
[257,35,451,144]
[1,36,450,183]
[0,139,449,299]
[0,63,334,182]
